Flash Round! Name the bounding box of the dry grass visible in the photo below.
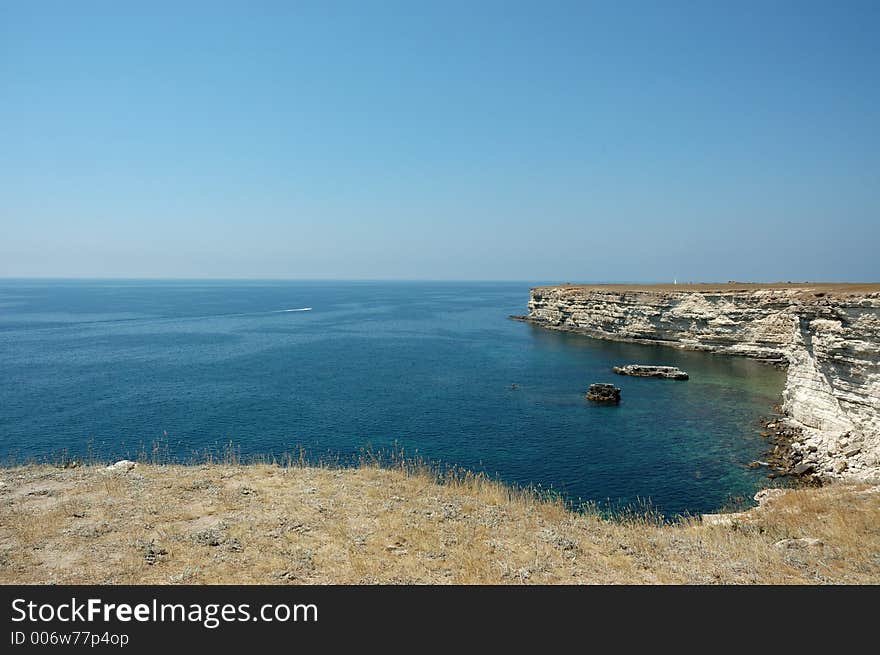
[0,463,878,584]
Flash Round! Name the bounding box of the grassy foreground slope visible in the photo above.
[1,463,878,584]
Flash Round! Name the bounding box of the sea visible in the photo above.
[0,279,787,516]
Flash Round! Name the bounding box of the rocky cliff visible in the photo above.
[524,284,880,481]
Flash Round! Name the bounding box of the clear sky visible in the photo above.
[1,1,878,281]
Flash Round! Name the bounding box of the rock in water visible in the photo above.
[612,364,689,380]
[586,383,621,403]
[526,284,880,482]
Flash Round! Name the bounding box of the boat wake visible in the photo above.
[276,307,313,312]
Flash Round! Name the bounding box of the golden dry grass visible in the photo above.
[0,463,878,584]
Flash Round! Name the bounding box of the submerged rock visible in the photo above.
[586,383,621,403]
[613,364,689,380]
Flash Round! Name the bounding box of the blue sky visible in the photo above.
[1,1,878,281]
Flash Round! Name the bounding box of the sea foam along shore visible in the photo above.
[1,461,878,584]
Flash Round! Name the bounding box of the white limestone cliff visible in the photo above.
[525,285,880,481]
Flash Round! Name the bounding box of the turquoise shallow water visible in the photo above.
[0,280,785,516]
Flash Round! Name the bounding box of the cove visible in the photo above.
[0,280,786,516]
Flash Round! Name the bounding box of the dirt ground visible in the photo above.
[1,463,878,584]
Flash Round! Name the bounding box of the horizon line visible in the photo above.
[0,276,646,284]
[1,276,873,285]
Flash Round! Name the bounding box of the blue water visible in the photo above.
[0,280,785,516]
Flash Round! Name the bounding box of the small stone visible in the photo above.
[701,512,748,526]
[792,462,814,476]
[833,461,848,473]
[106,460,137,473]
[754,488,787,506]
[385,538,408,555]
[774,537,823,550]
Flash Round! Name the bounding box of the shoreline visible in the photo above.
[521,284,880,483]
[1,284,877,584]
[510,313,789,365]
[512,313,807,482]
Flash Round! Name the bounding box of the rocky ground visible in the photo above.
[1,462,878,584]
[757,416,823,481]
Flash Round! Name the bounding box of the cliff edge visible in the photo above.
[524,283,880,481]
